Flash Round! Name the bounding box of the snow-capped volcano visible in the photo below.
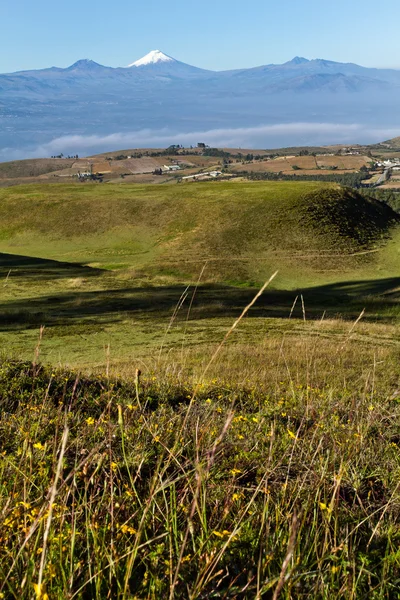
[128,50,175,68]
[3,53,400,160]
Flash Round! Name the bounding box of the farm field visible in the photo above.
[1,179,400,598]
[0,147,375,189]
[230,154,371,175]
[381,173,400,190]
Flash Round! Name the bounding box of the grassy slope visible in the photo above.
[0,180,399,367]
[0,181,398,287]
[382,136,400,147]
[0,158,77,179]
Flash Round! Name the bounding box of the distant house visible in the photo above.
[376,160,400,168]
[163,164,181,172]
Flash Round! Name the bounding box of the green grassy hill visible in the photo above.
[0,180,399,366]
[0,181,398,288]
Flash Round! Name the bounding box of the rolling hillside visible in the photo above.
[0,181,398,287]
[0,158,77,179]
[0,179,399,366]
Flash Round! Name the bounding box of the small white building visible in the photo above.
[376,160,400,168]
[163,164,181,172]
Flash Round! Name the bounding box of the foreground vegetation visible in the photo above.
[1,325,400,599]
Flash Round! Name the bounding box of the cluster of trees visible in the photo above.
[202,148,231,158]
[238,170,372,188]
[236,153,268,161]
[202,149,268,161]
[360,188,400,214]
[112,154,129,161]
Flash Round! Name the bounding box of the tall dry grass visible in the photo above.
[0,285,400,598]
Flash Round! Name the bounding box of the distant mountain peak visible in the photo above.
[128,50,175,68]
[287,56,310,65]
[66,59,105,70]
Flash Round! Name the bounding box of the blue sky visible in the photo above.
[2,0,400,73]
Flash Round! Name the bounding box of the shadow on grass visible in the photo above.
[0,276,399,331]
[0,251,104,280]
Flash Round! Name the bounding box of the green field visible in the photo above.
[1,180,400,598]
[0,180,399,369]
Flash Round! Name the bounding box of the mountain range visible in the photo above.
[1,50,400,160]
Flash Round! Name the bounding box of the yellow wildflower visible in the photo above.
[212,530,231,538]
[33,583,49,600]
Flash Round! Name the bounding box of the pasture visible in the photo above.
[0,179,400,598]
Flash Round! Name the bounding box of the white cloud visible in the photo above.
[1,122,400,161]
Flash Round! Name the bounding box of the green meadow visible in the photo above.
[0,181,399,369]
[1,180,400,598]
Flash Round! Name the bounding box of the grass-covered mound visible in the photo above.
[0,181,398,286]
[1,359,400,598]
[0,180,399,367]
